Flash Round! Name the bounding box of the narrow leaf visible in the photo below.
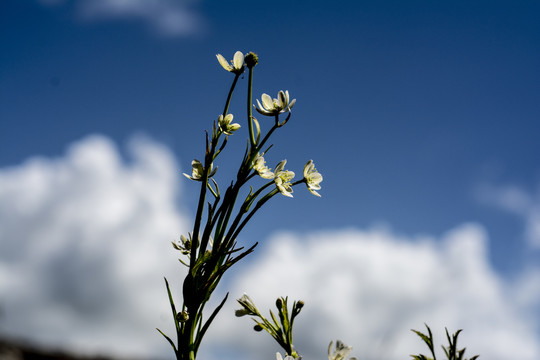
[164,277,181,335]
[157,327,178,353]
[195,293,229,353]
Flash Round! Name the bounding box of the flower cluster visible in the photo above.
[161,50,326,360]
[252,156,323,198]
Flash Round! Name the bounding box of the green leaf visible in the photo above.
[164,277,180,334]
[411,354,433,360]
[194,293,229,354]
[157,327,177,353]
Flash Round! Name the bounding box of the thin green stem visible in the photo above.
[223,74,240,116]
[247,66,256,147]
[195,74,241,259]
[181,72,243,360]
[223,180,274,245]
[231,189,278,241]
[257,123,279,154]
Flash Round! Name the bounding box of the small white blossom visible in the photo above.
[172,234,192,255]
[252,154,274,179]
[183,159,216,181]
[328,340,357,360]
[235,293,258,317]
[216,51,244,74]
[274,160,295,198]
[276,353,295,360]
[218,113,241,135]
[255,90,296,116]
[303,160,323,197]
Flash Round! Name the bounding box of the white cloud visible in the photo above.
[204,225,540,360]
[0,135,539,360]
[478,183,540,249]
[38,0,205,36]
[0,135,190,357]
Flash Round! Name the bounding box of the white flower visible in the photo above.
[172,234,191,255]
[216,51,244,74]
[255,90,296,116]
[274,160,295,198]
[303,160,323,197]
[328,340,357,360]
[235,293,258,317]
[218,113,241,135]
[183,159,216,181]
[276,353,295,360]
[252,153,274,179]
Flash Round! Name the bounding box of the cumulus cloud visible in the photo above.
[0,135,190,357]
[205,225,540,360]
[0,135,539,360]
[38,0,205,36]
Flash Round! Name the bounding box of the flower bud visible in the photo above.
[235,308,251,317]
[275,298,283,309]
[176,310,189,322]
[253,324,263,332]
[245,52,258,68]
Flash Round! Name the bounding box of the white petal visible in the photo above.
[275,160,287,173]
[261,93,274,110]
[255,101,272,115]
[278,90,287,108]
[310,173,323,183]
[233,51,244,70]
[283,170,295,181]
[309,188,321,197]
[260,170,274,179]
[287,98,296,111]
[303,160,314,176]
[216,54,232,71]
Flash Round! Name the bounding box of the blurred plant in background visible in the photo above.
[411,324,479,360]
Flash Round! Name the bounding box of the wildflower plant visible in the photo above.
[157,50,323,360]
[157,50,477,360]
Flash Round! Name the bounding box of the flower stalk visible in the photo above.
[236,295,304,358]
[157,50,323,360]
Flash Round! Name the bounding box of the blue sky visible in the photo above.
[1,1,540,359]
